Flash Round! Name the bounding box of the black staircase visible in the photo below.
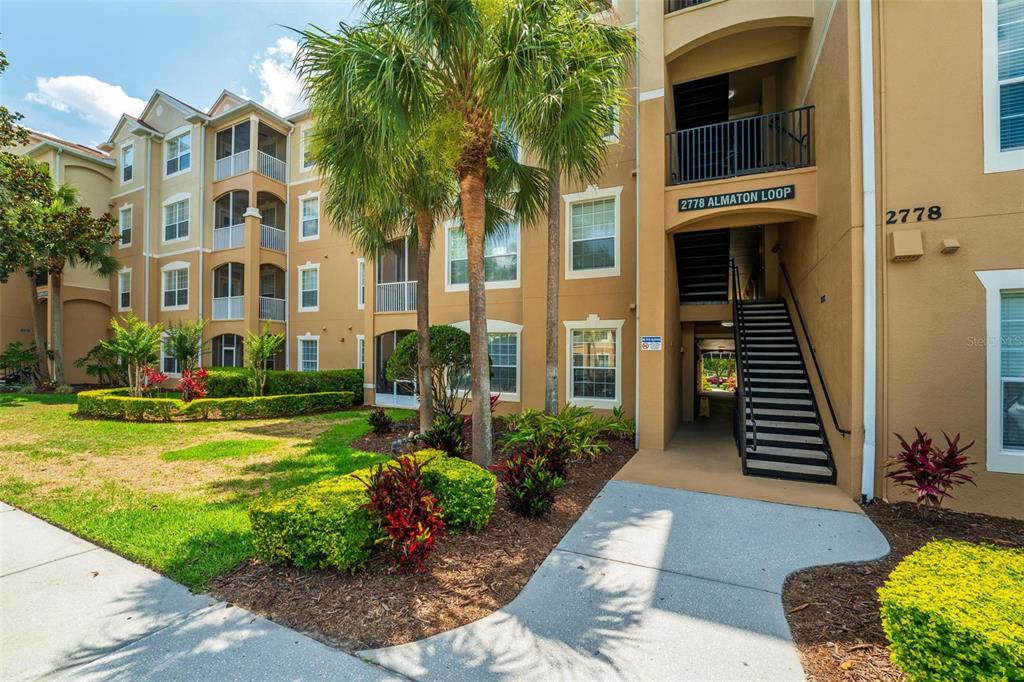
[675,230,730,305]
[731,268,836,483]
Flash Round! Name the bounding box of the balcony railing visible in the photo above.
[257,151,287,183]
[213,224,244,250]
[260,224,286,251]
[375,280,417,313]
[666,106,814,186]
[214,150,250,180]
[259,296,285,322]
[212,295,244,320]
[665,0,712,13]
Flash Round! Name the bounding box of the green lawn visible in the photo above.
[0,393,413,590]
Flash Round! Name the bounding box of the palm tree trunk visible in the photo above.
[415,210,434,433]
[50,271,65,385]
[459,165,493,466]
[26,271,50,384]
[544,165,561,415]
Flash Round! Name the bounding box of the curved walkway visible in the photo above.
[362,481,889,681]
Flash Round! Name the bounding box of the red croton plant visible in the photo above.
[886,429,976,510]
[178,367,208,403]
[140,366,167,395]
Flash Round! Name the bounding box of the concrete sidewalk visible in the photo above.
[0,501,399,681]
[362,482,890,681]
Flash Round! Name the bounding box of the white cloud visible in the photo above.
[25,75,145,129]
[252,37,306,116]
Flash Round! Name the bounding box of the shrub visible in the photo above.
[368,407,394,435]
[179,367,208,402]
[879,539,1024,681]
[418,450,496,532]
[492,452,564,518]
[205,368,363,402]
[502,405,610,478]
[101,313,161,397]
[76,388,353,421]
[358,457,445,572]
[886,429,976,509]
[141,366,168,395]
[385,325,472,417]
[599,406,635,439]
[422,413,467,458]
[74,342,127,387]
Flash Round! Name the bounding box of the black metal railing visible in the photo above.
[780,262,850,438]
[731,259,756,464]
[665,0,712,13]
[667,106,814,186]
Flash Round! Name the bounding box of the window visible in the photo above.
[604,104,620,142]
[565,315,625,407]
[298,263,319,312]
[446,221,520,290]
[118,269,131,311]
[165,131,191,176]
[121,144,133,183]
[300,127,314,170]
[118,205,132,247]
[299,336,319,371]
[300,195,319,240]
[985,0,1024,171]
[1001,292,1024,451]
[162,264,189,310]
[356,334,365,370]
[357,258,365,309]
[163,198,189,242]
[211,334,244,367]
[564,186,622,279]
[161,334,181,375]
[452,320,521,399]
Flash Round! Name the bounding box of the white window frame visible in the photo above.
[563,185,623,280]
[976,269,1024,474]
[298,334,320,372]
[160,332,182,377]
[444,219,521,292]
[356,258,366,310]
[118,204,133,248]
[117,267,131,312]
[356,334,365,370]
[300,125,314,171]
[164,126,192,178]
[297,262,320,312]
[299,192,320,241]
[120,143,134,185]
[162,193,190,244]
[564,314,625,409]
[450,320,523,402]
[983,0,1024,173]
[604,104,621,143]
[160,260,190,311]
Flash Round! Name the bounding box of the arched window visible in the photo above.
[214,190,248,228]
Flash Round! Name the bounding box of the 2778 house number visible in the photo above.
[885,205,942,224]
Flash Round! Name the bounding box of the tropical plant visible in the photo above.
[164,318,207,374]
[385,325,473,418]
[141,366,168,396]
[598,405,635,439]
[244,324,284,397]
[421,412,467,458]
[179,367,209,403]
[886,429,977,510]
[492,452,564,518]
[502,404,610,477]
[368,407,394,435]
[100,313,161,397]
[74,342,128,387]
[0,341,40,383]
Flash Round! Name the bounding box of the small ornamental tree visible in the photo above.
[386,325,472,419]
[74,342,128,387]
[886,429,977,511]
[165,318,207,374]
[245,324,285,397]
[100,314,161,397]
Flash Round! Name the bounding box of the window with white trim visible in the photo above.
[211,334,244,367]
[570,198,616,273]
[447,222,519,289]
[161,334,181,375]
[118,269,131,311]
[300,127,314,170]
[604,104,620,142]
[298,264,319,312]
[299,336,319,371]
[165,131,191,175]
[163,199,189,242]
[1001,291,1024,453]
[300,195,319,239]
[162,265,189,309]
[356,334,365,370]
[118,205,132,247]
[121,144,133,183]
[357,258,365,309]
[452,321,521,399]
[985,0,1024,171]
[565,315,624,407]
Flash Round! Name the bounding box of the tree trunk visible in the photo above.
[459,165,492,466]
[26,271,50,385]
[415,210,434,433]
[50,272,65,385]
[544,165,561,415]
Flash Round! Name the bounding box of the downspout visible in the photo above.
[197,121,206,341]
[284,127,292,370]
[633,0,641,449]
[859,0,877,502]
[143,135,152,322]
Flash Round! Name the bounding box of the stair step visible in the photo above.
[748,368,803,374]
[747,419,819,430]
[749,408,817,419]
[748,377,808,384]
[747,430,823,445]
[745,459,834,481]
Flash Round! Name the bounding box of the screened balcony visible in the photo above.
[665,0,711,12]
[375,237,418,313]
[256,123,287,183]
[214,121,251,181]
[212,190,247,250]
[256,192,286,251]
[212,263,244,320]
[258,264,286,322]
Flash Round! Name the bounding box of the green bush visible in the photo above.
[418,450,496,532]
[879,539,1024,681]
[206,368,363,403]
[76,387,354,421]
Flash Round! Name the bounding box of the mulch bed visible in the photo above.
[783,501,1024,682]
[210,422,636,652]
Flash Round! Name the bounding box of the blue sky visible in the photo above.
[1,1,362,147]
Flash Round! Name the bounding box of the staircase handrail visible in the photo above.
[731,260,757,460]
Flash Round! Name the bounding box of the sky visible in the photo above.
[0,1,362,147]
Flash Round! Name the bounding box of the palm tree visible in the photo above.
[293,0,608,465]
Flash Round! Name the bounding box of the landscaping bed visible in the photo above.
[210,431,637,651]
[783,502,1024,682]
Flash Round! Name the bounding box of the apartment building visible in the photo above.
[3,0,1021,518]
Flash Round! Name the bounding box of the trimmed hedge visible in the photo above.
[879,539,1024,681]
[249,450,497,571]
[206,368,363,403]
[76,387,354,421]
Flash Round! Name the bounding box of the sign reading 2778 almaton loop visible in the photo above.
[678,184,795,212]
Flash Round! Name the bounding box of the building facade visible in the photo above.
[3,0,1022,518]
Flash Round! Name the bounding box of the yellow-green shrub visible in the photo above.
[418,450,496,532]
[879,539,1024,681]
[76,388,353,421]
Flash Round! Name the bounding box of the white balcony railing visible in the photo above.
[259,296,286,322]
[213,224,245,250]
[212,295,244,320]
[375,280,417,312]
[257,150,286,183]
[260,224,286,251]
[214,150,250,181]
